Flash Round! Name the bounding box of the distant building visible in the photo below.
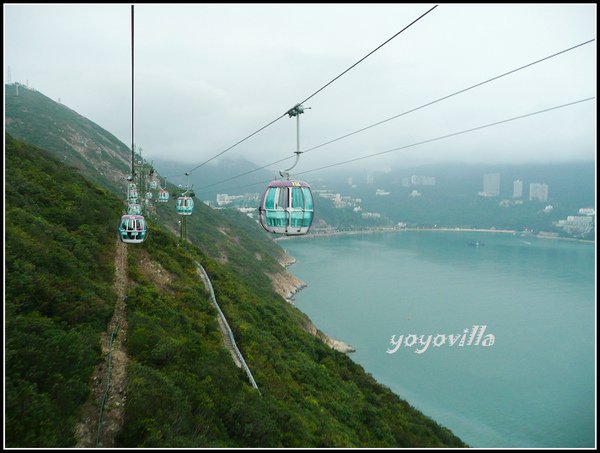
[529,183,549,202]
[513,180,523,198]
[578,208,595,216]
[361,212,381,219]
[480,173,500,197]
[555,215,594,237]
[410,175,436,186]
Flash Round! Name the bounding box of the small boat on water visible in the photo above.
[468,240,484,247]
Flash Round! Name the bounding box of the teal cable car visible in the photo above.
[176,196,194,215]
[118,214,147,244]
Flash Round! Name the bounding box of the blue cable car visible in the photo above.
[258,179,314,235]
[118,214,148,244]
[176,196,194,215]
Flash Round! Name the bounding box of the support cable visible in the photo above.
[177,5,438,176]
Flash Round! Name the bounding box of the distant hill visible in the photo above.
[5,88,467,447]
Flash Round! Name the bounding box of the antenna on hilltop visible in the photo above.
[7,66,11,84]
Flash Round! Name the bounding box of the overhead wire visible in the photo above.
[172,4,439,178]
[130,4,135,179]
[196,97,595,195]
[292,97,596,177]
[194,38,595,193]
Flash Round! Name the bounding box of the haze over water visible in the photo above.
[282,231,595,448]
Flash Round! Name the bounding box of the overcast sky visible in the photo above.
[4,3,597,176]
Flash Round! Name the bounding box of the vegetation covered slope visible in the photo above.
[5,83,131,194]
[5,133,122,446]
[4,89,467,446]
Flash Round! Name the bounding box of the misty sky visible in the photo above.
[4,3,597,177]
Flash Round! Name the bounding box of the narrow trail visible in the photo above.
[74,238,129,447]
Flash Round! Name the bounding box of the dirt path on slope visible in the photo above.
[74,238,129,447]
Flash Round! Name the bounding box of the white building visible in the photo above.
[513,180,523,198]
[481,173,500,197]
[556,215,594,236]
[410,175,436,186]
[529,183,549,202]
[578,208,595,216]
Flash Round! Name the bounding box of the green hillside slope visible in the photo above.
[5,133,122,446]
[4,91,467,447]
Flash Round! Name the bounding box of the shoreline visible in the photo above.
[272,250,356,354]
[274,227,594,244]
[273,225,592,355]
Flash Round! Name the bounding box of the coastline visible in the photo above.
[271,226,592,355]
[271,249,356,354]
[274,226,594,244]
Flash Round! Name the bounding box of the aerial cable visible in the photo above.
[300,38,596,155]
[292,97,595,177]
[296,4,438,107]
[180,4,438,177]
[199,155,295,191]
[192,38,595,191]
[195,97,594,194]
[130,4,135,180]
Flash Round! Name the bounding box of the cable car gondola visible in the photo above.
[157,188,169,202]
[117,6,147,245]
[258,104,314,235]
[259,180,313,235]
[176,196,194,215]
[118,214,147,244]
[128,183,139,202]
[127,203,142,215]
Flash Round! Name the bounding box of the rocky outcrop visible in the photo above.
[267,270,306,303]
[269,250,356,354]
[303,318,356,354]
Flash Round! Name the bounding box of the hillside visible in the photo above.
[5,83,131,194]
[4,90,467,447]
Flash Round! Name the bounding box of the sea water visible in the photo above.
[282,231,595,448]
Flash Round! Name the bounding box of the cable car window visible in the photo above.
[291,187,304,209]
[277,187,287,209]
[265,188,277,210]
[302,187,313,210]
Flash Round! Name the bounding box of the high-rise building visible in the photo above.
[529,183,549,202]
[481,173,500,197]
[513,180,523,198]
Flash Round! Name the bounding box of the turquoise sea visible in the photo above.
[281,231,596,448]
